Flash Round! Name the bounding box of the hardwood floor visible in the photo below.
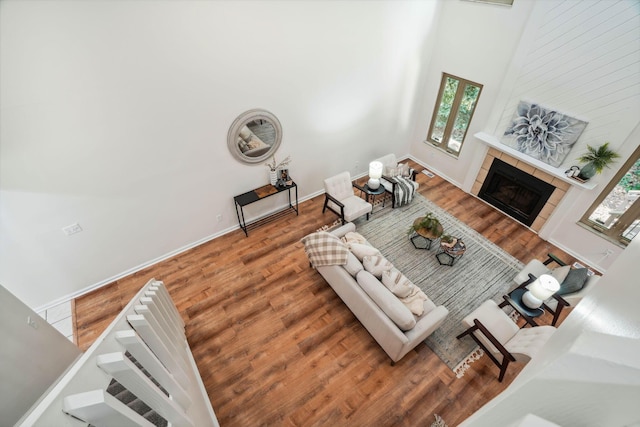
[74,160,577,426]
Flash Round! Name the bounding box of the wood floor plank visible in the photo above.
[74,160,591,425]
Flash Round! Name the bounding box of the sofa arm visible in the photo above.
[404,305,449,344]
[329,222,356,238]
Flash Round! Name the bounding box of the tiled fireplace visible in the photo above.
[472,147,571,233]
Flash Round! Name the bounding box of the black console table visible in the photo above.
[234,182,298,236]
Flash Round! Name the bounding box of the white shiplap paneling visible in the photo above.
[495,0,640,166]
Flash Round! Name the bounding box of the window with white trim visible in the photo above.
[580,145,640,245]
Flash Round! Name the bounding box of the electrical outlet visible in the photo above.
[216,214,223,222]
[355,161,360,171]
[604,249,614,255]
[62,223,83,236]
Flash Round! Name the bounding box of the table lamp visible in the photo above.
[522,274,560,309]
[368,161,383,190]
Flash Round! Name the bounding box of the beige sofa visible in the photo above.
[304,222,448,363]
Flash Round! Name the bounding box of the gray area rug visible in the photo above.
[353,193,523,373]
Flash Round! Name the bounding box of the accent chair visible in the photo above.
[323,171,372,224]
[456,299,556,382]
[513,254,600,326]
[373,153,419,208]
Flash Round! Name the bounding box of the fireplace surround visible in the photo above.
[472,147,571,232]
[478,159,555,227]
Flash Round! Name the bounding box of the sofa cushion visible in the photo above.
[363,255,393,279]
[356,270,416,331]
[344,252,364,277]
[381,268,413,298]
[558,267,589,295]
[348,242,380,261]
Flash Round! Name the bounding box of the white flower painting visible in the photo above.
[502,101,588,167]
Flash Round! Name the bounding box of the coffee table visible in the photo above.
[436,237,466,266]
[409,218,443,250]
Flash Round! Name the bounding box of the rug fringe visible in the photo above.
[431,414,448,427]
[453,347,484,378]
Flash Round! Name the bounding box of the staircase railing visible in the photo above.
[18,279,219,427]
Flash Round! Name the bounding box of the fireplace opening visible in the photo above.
[478,159,555,226]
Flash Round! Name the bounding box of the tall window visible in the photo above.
[580,145,640,245]
[426,73,482,156]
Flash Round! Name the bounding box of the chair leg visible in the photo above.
[498,360,510,382]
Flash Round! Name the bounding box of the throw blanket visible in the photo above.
[390,176,418,207]
[301,232,349,268]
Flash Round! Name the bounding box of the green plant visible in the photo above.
[409,212,443,237]
[578,142,620,174]
[441,234,454,244]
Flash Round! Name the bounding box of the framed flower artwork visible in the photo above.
[501,101,588,167]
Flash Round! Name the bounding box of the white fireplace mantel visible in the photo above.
[474,132,597,190]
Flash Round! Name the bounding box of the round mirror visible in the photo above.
[227,109,283,164]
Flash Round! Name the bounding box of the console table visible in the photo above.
[234,182,298,236]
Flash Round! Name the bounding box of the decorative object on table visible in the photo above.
[436,235,466,266]
[576,142,620,181]
[367,161,384,190]
[501,100,588,167]
[409,213,444,250]
[265,155,291,186]
[565,165,580,178]
[521,274,560,309]
[409,212,443,237]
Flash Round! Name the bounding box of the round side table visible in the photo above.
[436,237,466,266]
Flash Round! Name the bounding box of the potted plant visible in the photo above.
[410,212,444,238]
[577,142,620,180]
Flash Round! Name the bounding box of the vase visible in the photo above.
[577,162,597,180]
[269,170,277,185]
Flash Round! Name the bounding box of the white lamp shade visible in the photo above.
[522,274,560,309]
[367,161,384,189]
[369,161,383,179]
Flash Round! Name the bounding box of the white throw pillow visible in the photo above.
[342,231,368,245]
[363,255,393,279]
[348,242,380,261]
[381,269,414,298]
[399,286,428,317]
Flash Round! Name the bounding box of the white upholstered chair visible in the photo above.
[456,299,556,382]
[373,154,419,208]
[323,172,372,224]
[514,254,600,326]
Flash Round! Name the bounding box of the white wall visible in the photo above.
[0,285,81,426]
[0,0,440,309]
[486,0,640,272]
[409,0,536,187]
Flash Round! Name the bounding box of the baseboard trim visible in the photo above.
[34,189,326,313]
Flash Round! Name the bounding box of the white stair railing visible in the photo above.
[18,278,218,427]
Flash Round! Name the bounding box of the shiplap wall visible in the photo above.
[493,0,640,168]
